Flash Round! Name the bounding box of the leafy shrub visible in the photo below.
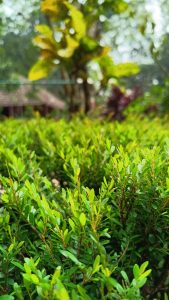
[0,116,169,299]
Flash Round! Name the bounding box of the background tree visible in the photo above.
[29,0,139,113]
[0,0,40,83]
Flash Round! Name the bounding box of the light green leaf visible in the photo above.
[53,278,70,300]
[121,270,129,282]
[51,267,61,285]
[79,212,86,226]
[139,261,149,274]
[30,274,39,285]
[133,264,140,279]
[93,255,100,274]
[69,218,75,231]
[8,243,14,253]
[0,296,14,300]
[109,278,124,293]
[139,269,152,280]
[60,250,83,267]
[135,278,147,288]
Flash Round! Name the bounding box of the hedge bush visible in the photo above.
[0,116,169,299]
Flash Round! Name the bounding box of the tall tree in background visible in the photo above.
[29,0,139,113]
[0,0,40,83]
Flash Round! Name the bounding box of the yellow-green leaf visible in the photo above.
[8,243,15,253]
[79,212,86,227]
[58,35,79,58]
[51,267,61,285]
[93,255,100,274]
[35,24,53,38]
[139,269,152,280]
[53,278,70,300]
[30,274,39,285]
[41,0,63,17]
[65,2,86,40]
[28,60,53,81]
[33,36,56,51]
[113,62,140,78]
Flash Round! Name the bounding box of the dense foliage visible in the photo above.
[0,117,169,299]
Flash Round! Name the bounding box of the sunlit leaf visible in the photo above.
[30,274,39,285]
[28,59,53,80]
[79,212,86,226]
[113,62,140,77]
[41,0,66,18]
[33,36,56,51]
[65,2,86,40]
[35,24,53,38]
[133,264,140,279]
[139,261,149,274]
[33,25,57,52]
[139,269,152,280]
[53,279,70,300]
[58,35,79,58]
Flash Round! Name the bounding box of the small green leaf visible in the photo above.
[133,264,140,279]
[0,296,14,300]
[109,278,124,294]
[53,278,70,300]
[139,269,152,280]
[139,261,149,274]
[11,261,25,271]
[135,278,147,288]
[93,255,100,274]
[8,243,14,253]
[18,241,25,248]
[51,267,61,285]
[60,250,83,267]
[79,212,86,226]
[121,270,129,283]
[30,274,39,284]
[69,218,75,231]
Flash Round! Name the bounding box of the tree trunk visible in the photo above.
[82,78,91,114]
[61,69,77,113]
[69,83,76,113]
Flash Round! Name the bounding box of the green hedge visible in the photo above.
[0,116,169,299]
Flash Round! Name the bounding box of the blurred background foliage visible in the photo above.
[0,0,169,116]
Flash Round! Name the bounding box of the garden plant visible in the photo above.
[0,116,168,299]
